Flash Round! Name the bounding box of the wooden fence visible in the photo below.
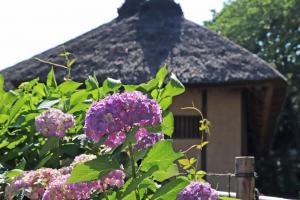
[208,156,292,200]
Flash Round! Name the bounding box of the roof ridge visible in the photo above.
[117,0,183,19]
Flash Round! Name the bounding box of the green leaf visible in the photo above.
[4,169,24,182]
[156,64,167,88]
[121,166,158,198]
[0,114,9,123]
[35,153,53,169]
[39,137,59,157]
[68,155,120,183]
[85,75,99,91]
[47,67,57,88]
[70,90,88,106]
[219,197,239,200]
[151,177,189,200]
[0,74,4,95]
[7,135,27,149]
[196,141,209,150]
[161,73,185,99]
[16,158,26,170]
[159,97,172,110]
[9,96,27,123]
[37,98,61,110]
[161,111,174,137]
[102,78,122,94]
[0,139,9,149]
[141,140,183,172]
[32,83,46,97]
[57,80,82,95]
[153,164,179,182]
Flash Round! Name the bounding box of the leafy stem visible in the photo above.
[128,142,140,200]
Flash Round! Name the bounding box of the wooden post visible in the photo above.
[235,156,255,200]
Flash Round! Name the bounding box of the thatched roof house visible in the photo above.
[1,0,287,189]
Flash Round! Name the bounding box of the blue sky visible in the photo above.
[0,0,226,70]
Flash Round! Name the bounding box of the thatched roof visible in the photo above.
[1,0,287,156]
[1,0,285,88]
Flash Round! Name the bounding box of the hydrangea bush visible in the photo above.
[0,57,233,199]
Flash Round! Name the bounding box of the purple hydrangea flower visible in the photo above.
[35,108,75,137]
[176,182,218,200]
[84,91,162,143]
[42,170,125,200]
[134,127,164,150]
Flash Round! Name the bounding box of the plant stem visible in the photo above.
[128,142,140,200]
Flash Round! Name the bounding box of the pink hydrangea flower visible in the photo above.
[5,168,60,200]
[42,170,125,200]
[35,108,75,137]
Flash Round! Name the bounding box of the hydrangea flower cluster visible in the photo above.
[134,128,164,150]
[176,182,218,200]
[70,154,97,167]
[84,91,162,143]
[42,170,125,200]
[5,168,60,200]
[35,108,75,137]
[5,154,125,200]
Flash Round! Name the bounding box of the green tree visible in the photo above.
[205,0,300,197]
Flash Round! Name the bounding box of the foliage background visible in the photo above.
[205,0,300,198]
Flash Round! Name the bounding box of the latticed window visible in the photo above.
[173,116,201,138]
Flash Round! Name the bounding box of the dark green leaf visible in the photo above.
[35,153,53,169]
[121,166,158,198]
[39,137,59,157]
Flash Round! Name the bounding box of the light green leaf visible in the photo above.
[161,111,174,137]
[0,74,4,95]
[4,169,24,182]
[161,73,185,99]
[57,80,82,95]
[85,75,99,91]
[70,90,88,106]
[153,164,179,182]
[159,97,172,110]
[151,177,189,200]
[141,140,183,172]
[102,78,122,94]
[37,98,61,110]
[68,155,120,183]
[156,64,167,88]
[46,67,57,88]
[0,114,9,124]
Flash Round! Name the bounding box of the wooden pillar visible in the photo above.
[235,156,255,200]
